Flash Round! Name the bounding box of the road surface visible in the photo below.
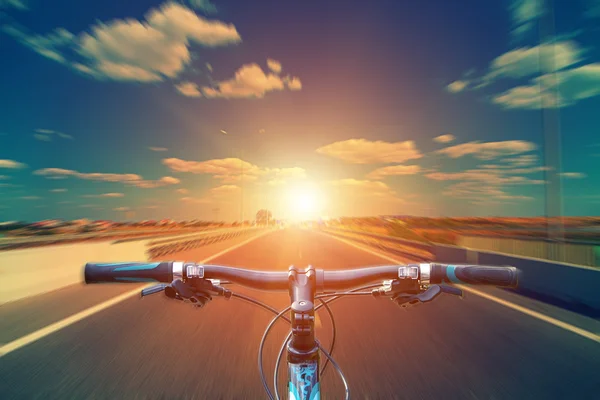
[1,228,599,399]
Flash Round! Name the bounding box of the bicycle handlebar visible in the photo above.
[85,262,518,289]
[430,264,518,287]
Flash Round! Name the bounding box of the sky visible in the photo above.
[1,0,599,222]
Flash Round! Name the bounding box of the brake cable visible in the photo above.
[273,299,335,400]
[272,284,383,400]
[228,283,384,400]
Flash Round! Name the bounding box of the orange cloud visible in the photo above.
[34,168,180,188]
[162,157,306,184]
[200,62,302,98]
[367,165,421,180]
[316,139,422,164]
[436,140,536,160]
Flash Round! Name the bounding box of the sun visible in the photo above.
[285,183,322,221]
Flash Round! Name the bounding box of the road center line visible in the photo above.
[0,229,273,358]
[319,230,600,344]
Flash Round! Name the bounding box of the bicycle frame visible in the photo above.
[286,265,321,400]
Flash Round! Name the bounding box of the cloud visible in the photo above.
[149,146,168,151]
[259,128,266,134]
[188,0,217,14]
[449,40,584,94]
[78,3,240,81]
[21,196,41,200]
[163,157,261,178]
[492,63,600,109]
[560,172,586,179]
[4,3,241,82]
[33,134,51,141]
[367,165,421,180]
[446,81,468,93]
[0,159,27,169]
[2,25,77,65]
[133,176,180,188]
[285,76,302,90]
[33,168,180,188]
[0,175,9,180]
[177,188,189,194]
[330,179,392,191]
[433,134,455,143]
[180,196,211,204]
[0,0,27,10]
[163,157,305,184]
[316,139,422,164]
[267,58,282,74]
[33,129,73,141]
[210,184,239,195]
[425,171,543,185]
[201,63,301,98]
[83,192,125,198]
[510,0,545,40]
[175,81,202,97]
[502,154,539,166]
[442,181,534,202]
[50,188,67,192]
[268,167,306,180]
[113,207,130,211]
[486,41,583,82]
[436,140,536,160]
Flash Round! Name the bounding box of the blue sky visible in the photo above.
[0,0,599,222]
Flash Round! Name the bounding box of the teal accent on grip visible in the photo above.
[115,277,159,282]
[94,263,134,267]
[446,265,461,283]
[113,263,161,271]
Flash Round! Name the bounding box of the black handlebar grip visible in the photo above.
[430,264,518,287]
[85,262,174,284]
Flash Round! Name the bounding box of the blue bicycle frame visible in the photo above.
[289,361,320,400]
[286,265,321,400]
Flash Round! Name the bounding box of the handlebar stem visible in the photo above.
[287,265,319,364]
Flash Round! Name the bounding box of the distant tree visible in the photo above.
[256,209,273,225]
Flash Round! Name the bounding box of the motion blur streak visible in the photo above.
[320,230,600,344]
[0,229,271,357]
[1,229,599,399]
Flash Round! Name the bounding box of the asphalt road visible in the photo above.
[1,228,599,399]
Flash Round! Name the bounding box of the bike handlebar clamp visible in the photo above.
[287,265,320,364]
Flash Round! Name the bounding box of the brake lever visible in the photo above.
[392,284,463,308]
[163,278,233,308]
[141,284,168,298]
[440,285,463,297]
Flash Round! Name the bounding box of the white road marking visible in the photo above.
[320,230,600,344]
[0,229,273,358]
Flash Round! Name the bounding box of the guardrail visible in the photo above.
[457,235,599,267]
[147,227,262,259]
[323,226,600,315]
[0,227,224,251]
[0,226,267,305]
